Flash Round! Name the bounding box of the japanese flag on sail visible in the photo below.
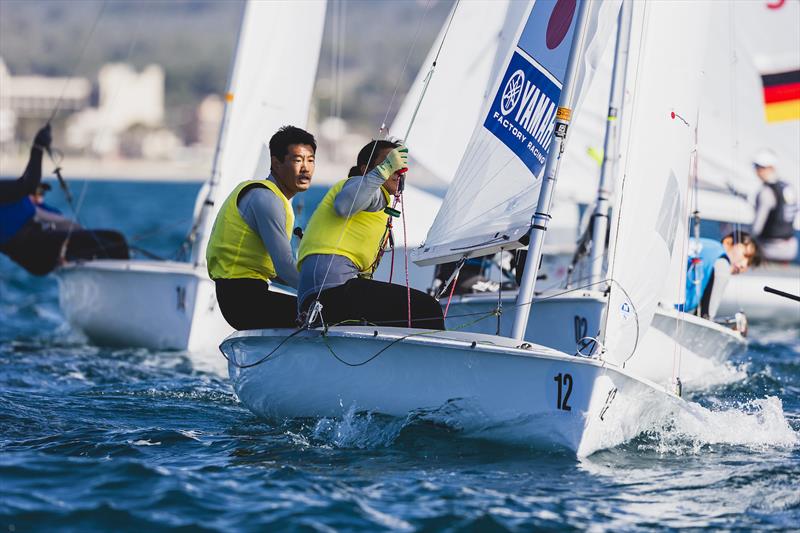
[483,0,620,178]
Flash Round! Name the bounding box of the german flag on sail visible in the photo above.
[761,69,800,122]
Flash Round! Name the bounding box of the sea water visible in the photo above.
[1,180,798,531]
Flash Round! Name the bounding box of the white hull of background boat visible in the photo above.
[716,264,800,324]
[650,305,745,362]
[222,326,682,457]
[444,291,746,389]
[56,260,233,373]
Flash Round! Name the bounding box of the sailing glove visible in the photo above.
[33,124,52,151]
[374,145,409,180]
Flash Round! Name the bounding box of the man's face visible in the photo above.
[725,241,755,274]
[754,164,774,182]
[272,144,315,197]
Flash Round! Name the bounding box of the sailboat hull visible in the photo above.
[56,260,233,371]
[716,264,800,324]
[222,326,680,457]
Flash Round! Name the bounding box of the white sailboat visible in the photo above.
[415,0,746,384]
[222,0,714,456]
[55,1,326,362]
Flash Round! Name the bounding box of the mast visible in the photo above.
[588,0,633,286]
[511,0,593,340]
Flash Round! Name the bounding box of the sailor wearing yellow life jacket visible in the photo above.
[206,126,315,329]
[297,140,445,329]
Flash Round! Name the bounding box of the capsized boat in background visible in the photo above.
[56,1,326,365]
[223,0,716,456]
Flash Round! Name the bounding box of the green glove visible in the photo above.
[374,145,409,180]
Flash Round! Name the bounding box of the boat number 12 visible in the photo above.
[554,373,573,411]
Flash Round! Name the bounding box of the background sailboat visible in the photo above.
[55,1,326,362]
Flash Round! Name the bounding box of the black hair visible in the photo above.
[348,139,400,177]
[269,125,317,163]
[722,229,762,267]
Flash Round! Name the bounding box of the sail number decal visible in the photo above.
[554,373,573,411]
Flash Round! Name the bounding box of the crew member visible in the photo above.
[751,149,798,262]
[206,125,315,329]
[297,140,445,329]
[684,231,761,319]
[0,125,129,275]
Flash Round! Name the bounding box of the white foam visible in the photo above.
[312,404,403,449]
[644,396,798,454]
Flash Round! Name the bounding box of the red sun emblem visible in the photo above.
[546,0,577,50]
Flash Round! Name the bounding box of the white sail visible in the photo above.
[389,0,524,187]
[191,0,326,265]
[412,0,620,266]
[603,0,713,366]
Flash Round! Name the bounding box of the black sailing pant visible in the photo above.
[215,278,298,330]
[301,277,445,329]
[0,220,129,276]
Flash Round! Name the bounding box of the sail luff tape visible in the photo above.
[556,107,572,122]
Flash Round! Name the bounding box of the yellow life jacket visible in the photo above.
[298,178,391,274]
[206,179,294,282]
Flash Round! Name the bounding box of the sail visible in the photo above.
[695,0,800,221]
[602,1,713,366]
[412,0,620,267]
[191,0,326,265]
[389,0,524,187]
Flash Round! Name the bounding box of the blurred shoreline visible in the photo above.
[0,153,357,185]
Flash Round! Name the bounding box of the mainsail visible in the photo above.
[191,0,326,266]
[602,0,713,365]
[412,0,620,267]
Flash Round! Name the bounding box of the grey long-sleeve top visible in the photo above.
[297,169,389,309]
[237,175,299,289]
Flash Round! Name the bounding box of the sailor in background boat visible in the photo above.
[206,126,315,329]
[0,125,129,276]
[751,149,799,262]
[683,230,762,320]
[296,140,445,329]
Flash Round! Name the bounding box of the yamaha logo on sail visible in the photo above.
[484,51,562,177]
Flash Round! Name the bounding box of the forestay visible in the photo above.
[191,0,326,265]
[389,0,525,187]
[602,1,713,366]
[412,0,620,267]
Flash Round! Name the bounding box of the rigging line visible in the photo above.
[222,328,307,369]
[400,0,460,144]
[55,11,147,261]
[322,311,494,368]
[337,0,346,121]
[48,0,108,124]
[128,216,196,243]
[728,1,745,314]
[377,0,433,135]
[307,1,434,317]
[400,195,412,327]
